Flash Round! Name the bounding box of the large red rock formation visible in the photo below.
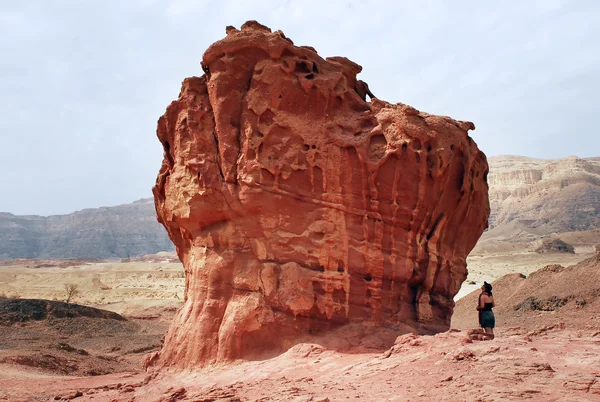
[148,21,490,369]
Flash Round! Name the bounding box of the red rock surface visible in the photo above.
[3,327,600,401]
[150,21,490,368]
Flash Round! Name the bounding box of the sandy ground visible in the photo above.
[0,259,184,315]
[0,251,592,308]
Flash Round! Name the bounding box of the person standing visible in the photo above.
[477,282,495,339]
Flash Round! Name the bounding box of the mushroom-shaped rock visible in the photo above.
[149,21,490,369]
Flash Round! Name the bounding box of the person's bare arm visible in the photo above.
[477,294,485,310]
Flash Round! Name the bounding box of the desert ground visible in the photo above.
[1,247,599,401]
[1,249,593,309]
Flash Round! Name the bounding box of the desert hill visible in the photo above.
[474,155,600,253]
[452,249,600,330]
[0,297,174,380]
[0,198,174,259]
[487,155,600,231]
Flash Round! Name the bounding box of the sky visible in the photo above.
[1,0,599,216]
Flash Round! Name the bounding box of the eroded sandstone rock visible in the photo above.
[148,21,490,369]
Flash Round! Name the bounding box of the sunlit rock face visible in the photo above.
[147,21,490,369]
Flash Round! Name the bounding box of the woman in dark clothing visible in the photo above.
[477,282,495,338]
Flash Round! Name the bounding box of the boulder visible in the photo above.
[535,238,575,254]
[149,21,490,368]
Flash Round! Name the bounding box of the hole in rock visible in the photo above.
[313,281,326,295]
[309,231,326,242]
[303,144,310,151]
[295,61,312,74]
[369,134,387,154]
[279,94,282,99]
[334,79,346,94]
[427,155,435,170]
[364,273,372,282]
[360,119,376,129]
[312,63,319,73]
[450,145,454,151]
[402,143,407,151]
[305,73,315,80]
[427,145,432,152]
[332,288,346,304]
[311,145,317,149]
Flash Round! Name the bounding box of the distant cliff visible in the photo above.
[0,198,174,259]
[487,155,600,232]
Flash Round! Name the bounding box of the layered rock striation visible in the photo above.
[487,155,600,232]
[149,21,490,368]
[0,199,173,259]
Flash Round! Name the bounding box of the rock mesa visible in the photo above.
[149,21,490,369]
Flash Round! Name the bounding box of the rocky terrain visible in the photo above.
[0,198,173,260]
[0,251,598,401]
[0,299,175,387]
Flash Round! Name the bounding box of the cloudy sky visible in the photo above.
[1,0,599,215]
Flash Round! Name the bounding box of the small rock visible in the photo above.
[453,348,476,361]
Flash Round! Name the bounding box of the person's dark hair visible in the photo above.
[483,281,493,296]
